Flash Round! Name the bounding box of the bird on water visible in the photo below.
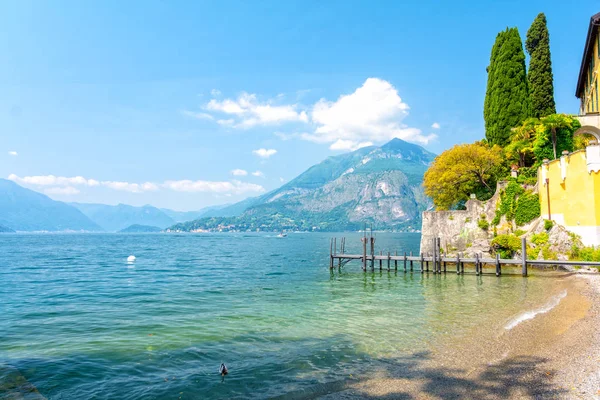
[219,363,228,377]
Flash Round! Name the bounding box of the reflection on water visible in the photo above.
[0,233,566,399]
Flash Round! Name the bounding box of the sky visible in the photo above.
[1,0,597,210]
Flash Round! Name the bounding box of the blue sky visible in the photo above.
[1,0,597,210]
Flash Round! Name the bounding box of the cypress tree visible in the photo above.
[484,28,531,147]
[526,13,556,118]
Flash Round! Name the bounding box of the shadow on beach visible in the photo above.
[276,351,565,400]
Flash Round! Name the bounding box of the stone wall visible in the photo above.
[419,183,506,257]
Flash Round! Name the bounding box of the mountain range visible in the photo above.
[0,179,102,232]
[0,138,435,232]
[0,180,223,232]
[170,138,435,232]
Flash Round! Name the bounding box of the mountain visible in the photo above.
[0,179,102,232]
[160,204,230,222]
[200,197,261,218]
[0,224,15,233]
[119,224,162,233]
[71,203,175,232]
[170,138,436,232]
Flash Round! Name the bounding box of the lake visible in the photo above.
[0,233,565,399]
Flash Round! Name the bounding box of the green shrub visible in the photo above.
[531,232,549,246]
[465,217,472,223]
[513,229,526,236]
[544,219,554,231]
[478,218,489,230]
[491,234,521,258]
[514,192,540,225]
[571,245,600,262]
[448,215,454,221]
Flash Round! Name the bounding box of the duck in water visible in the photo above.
[219,363,228,377]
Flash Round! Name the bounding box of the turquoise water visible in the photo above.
[0,233,561,399]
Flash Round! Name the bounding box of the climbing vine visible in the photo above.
[492,180,540,226]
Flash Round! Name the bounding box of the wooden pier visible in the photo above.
[329,233,600,276]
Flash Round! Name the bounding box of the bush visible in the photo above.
[514,192,540,225]
[531,232,549,246]
[513,229,526,236]
[478,218,489,230]
[491,234,521,258]
[544,219,554,231]
[570,245,600,262]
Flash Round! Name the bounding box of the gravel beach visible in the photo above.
[316,273,600,399]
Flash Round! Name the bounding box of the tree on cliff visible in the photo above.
[423,142,505,210]
[534,114,579,161]
[484,28,530,147]
[505,117,539,168]
[525,13,556,118]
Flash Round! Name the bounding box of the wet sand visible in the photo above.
[318,273,600,399]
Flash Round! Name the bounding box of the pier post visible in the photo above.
[379,250,383,270]
[456,253,460,275]
[410,251,413,272]
[522,237,528,277]
[475,253,480,275]
[395,251,398,271]
[495,253,500,277]
[370,237,375,271]
[362,237,367,272]
[404,252,407,272]
[432,238,436,274]
[330,238,334,269]
[420,253,424,273]
[436,237,446,274]
[460,253,464,274]
[387,252,391,271]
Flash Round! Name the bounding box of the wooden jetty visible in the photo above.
[329,232,600,276]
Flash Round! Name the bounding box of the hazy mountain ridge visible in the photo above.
[71,203,176,232]
[170,138,435,232]
[0,179,102,232]
[0,224,15,233]
[119,224,162,233]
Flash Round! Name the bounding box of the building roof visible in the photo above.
[576,12,600,98]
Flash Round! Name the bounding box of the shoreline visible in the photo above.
[317,273,600,399]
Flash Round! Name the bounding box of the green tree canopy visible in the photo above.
[484,28,531,147]
[424,142,506,210]
[526,13,556,118]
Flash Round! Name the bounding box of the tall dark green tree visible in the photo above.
[525,13,556,118]
[484,28,531,147]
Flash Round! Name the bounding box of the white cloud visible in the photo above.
[211,89,221,96]
[100,181,159,193]
[304,78,436,147]
[279,177,285,183]
[8,151,17,156]
[231,169,248,176]
[329,139,373,151]
[8,174,264,196]
[9,174,92,186]
[44,186,80,195]
[217,119,235,126]
[181,110,214,121]
[252,148,277,158]
[162,179,265,194]
[251,170,265,177]
[431,122,440,129]
[205,92,308,128]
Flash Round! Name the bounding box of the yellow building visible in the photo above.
[576,12,600,137]
[538,148,600,246]
[537,12,600,246]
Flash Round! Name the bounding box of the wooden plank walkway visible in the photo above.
[329,234,600,277]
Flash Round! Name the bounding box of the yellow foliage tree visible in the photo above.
[424,142,505,210]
